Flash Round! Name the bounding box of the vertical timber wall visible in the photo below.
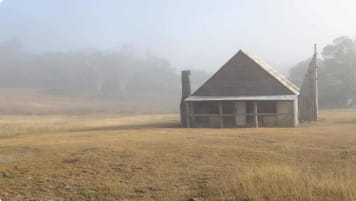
[187,100,297,128]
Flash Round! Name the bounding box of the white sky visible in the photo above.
[1,0,356,72]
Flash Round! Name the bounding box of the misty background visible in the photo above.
[0,0,356,114]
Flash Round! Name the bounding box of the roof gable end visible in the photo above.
[192,50,300,97]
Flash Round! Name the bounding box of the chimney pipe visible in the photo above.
[181,70,191,100]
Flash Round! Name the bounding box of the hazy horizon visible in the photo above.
[1,0,356,72]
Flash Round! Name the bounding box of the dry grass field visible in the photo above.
[0,88,178,115]
[0,110,356,201]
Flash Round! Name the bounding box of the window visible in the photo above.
[222,101,235,114]
[258,101,277,113]
[207,102,219,114]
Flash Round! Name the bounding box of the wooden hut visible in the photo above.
[180,50,301,128]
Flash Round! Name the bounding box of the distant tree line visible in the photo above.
[0,39,209,100]
[2,37,355,109]
[289,36,356,108]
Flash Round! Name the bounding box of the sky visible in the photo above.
[1,0,356,72]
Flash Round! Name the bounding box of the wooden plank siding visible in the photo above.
[299,48,318,122]
[188,101,296,128]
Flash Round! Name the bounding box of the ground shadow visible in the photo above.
[69,121,181,133]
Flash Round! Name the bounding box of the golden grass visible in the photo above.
[0,110,355,201]
[0,88,178,115]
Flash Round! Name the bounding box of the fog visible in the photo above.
[2,0,356,70]
[0,0,356,113]
[0,39,211,114]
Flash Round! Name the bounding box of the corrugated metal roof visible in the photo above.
[241,50,300,95]
[185,95,298,102]
[191,50,300,97]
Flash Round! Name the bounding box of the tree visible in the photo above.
[320,36,356,106]
[289,36,356,107]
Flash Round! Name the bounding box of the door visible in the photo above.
[235,101,247,126]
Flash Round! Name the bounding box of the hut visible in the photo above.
[180,50,301,128]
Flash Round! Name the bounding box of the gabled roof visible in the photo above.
[243,51,300,95]
[190,50,300,98]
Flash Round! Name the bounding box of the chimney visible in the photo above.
[180,70,191,127]
[181,70,191,101]
[314,43,317,55]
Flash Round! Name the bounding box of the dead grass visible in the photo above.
[0,88,178,115]
[0,110,355,200]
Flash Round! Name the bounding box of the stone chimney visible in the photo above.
[181,70,191,101]
[180,70,191,127]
